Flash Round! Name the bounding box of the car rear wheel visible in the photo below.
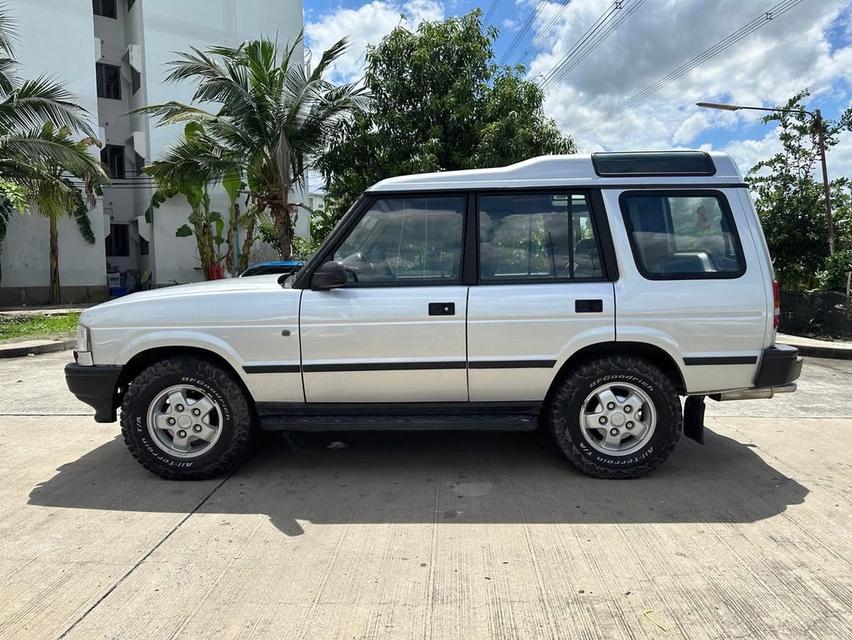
[546,355,682,478]
[120,356,255,480]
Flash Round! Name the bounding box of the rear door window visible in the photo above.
[478,192,604,282]
[619,191,745,279]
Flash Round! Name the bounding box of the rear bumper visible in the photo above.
[754,344,803,388]
[710,344,802,401]
[65,363,122,423]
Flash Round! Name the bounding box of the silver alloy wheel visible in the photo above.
[146,384,223,458]
[579,381,657,456]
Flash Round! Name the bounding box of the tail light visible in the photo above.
[772,280,780,330]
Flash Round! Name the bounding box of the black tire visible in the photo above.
[120,356,255,480]
[546,355,682,479]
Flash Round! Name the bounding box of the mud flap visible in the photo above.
[683,396,706,445]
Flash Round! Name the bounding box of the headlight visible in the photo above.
[76,324,91,352]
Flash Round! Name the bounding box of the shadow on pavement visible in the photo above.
[29,428,808,536]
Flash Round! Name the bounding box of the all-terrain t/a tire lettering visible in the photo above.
[120,357,255,480]
[547,355,682,479]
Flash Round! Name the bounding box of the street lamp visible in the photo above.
[697,101,836,256]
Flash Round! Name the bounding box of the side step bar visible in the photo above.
[259,413,539,432]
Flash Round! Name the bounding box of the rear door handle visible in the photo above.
[429,302,455,316]
[575,299,603,313]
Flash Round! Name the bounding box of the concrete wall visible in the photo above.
[0,0,107,302]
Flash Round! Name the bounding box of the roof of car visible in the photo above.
[368,151,743,193]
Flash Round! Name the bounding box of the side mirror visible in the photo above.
[310,261,347,290]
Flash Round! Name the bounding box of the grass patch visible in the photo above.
[0,312,80,342]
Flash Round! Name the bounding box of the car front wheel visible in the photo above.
[547,355,682,478]
[120,356,255,480]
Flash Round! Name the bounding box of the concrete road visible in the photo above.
[1,352,851,639]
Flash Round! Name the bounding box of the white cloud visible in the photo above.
[305,0,445,83]
[528,0,852,173]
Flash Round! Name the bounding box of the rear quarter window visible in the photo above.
[619,190,746,280]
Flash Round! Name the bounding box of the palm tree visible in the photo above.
[143,123,248,277]
[136,34,369,259]
[0,5,109,301]
[27,125,106,303]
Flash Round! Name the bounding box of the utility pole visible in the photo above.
[697,101,836,256]
[814,109,835,256]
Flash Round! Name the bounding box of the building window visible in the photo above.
[131,67,141,94]
[105,224,129,257]
[128,0,136,10]
[96,63,122,100]
[100,145,125,179]
[93,0,117,19]
[139,236,149,256]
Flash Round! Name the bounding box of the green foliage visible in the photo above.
[318,10,573,222]
[815,249,852,292]
[309,205,339,244]
[747,90,852,291]
[0,311,80,342]
[175,224,193,238]
[291,234,322,261]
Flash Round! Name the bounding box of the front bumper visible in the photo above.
[65,363,122,423]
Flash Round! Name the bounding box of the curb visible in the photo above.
[0,339,75,359]
[786,343,852,360]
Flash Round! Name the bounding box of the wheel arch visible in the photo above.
[116,346,254,410]
[545,341,687,406]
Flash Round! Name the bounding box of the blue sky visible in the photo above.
[303,0,852,177]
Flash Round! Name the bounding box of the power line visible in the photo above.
[483,0,502,26]
[499,1,548,65]
[538,0,646,90]
[574,0,806,134]
[518,0,575,64]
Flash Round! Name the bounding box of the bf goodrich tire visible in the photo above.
[546,355,682,479]
[120,356,255,480]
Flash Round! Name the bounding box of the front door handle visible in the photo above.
[429,302,455,316]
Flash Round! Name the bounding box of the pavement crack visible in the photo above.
[56,473,232,639]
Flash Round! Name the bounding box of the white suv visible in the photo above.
[66,151,802,480]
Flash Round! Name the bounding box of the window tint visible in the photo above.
[333,196,465,285]
[479,193,602,281]
[620,192,744,279]
[96,63,121,100]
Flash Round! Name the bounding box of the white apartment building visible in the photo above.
[0,0,306,305]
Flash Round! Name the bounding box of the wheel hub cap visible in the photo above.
[579,382,657,456]
[146,384,223,459]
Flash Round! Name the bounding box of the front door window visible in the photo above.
[333,196,465,285]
